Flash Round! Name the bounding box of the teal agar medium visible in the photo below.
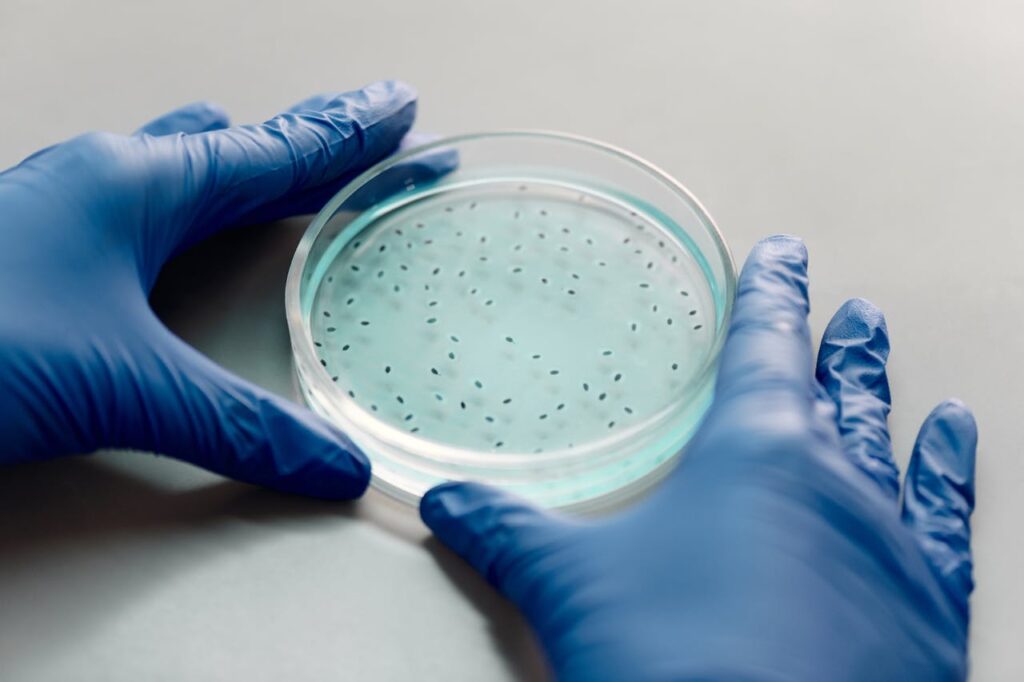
[300,176,723,507]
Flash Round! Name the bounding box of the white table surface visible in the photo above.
[1,1,1021,679]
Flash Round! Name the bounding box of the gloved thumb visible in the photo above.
[115,328,370,499]
[421,482,569,603]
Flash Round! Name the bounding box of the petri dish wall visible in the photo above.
[286,131,736,511]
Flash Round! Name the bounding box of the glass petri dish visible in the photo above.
[286,131,735,511]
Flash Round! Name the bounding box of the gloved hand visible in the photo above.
[0,80,452,499]
[422,236,977,681]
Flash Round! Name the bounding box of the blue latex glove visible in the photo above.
[0,80,452,499]
[422,236,977,681]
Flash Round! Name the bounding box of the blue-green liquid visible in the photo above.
[303,177,721,505]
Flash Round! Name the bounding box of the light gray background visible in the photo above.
[0,1,1020,679]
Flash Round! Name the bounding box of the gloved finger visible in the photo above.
[421,481,569,609]
[172,79,417,251]
[342,131,459,211]
[901,399,977,611]
[116,329,370,499]
[712,235,813,417]
[241,131,459,223]
[815,298,899,499]
[134,101,231,137]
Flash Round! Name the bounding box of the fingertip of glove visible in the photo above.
[754,234,807,259]
[259,399,372,500]
[739,236,809,310]
[932,398,979,446]
[824,298,890,351]
[747,236,809,282]
[278,441,372,500]
[937,396,973,415]
[420,480,471,526]
[914,398,978,510]
[320,442,373,499]
[361,79,419,109]
[318,81,419,150]
[836,297,886,327]
[187,101,231,129]
[300,431,373,500]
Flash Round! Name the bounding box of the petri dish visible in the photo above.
[286,131,735,510]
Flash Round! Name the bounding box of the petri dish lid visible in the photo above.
[286,131,735,511]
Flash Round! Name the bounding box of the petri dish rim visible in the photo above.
[285,130,737,470]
